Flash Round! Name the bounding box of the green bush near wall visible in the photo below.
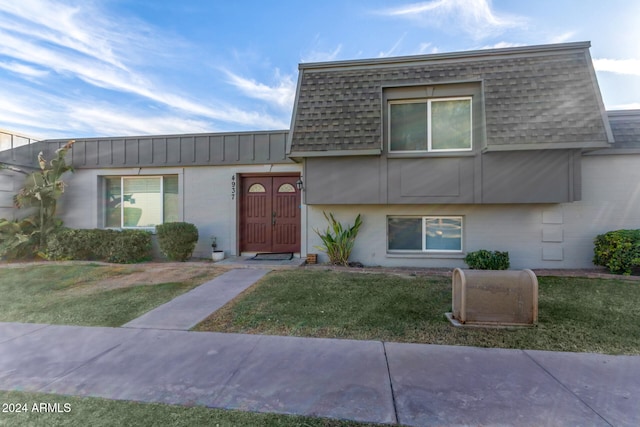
[46,228,152,263]
[464,249,510,270]
[593,229,640,275]
[155,222,199,262]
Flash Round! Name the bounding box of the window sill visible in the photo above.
[105,227,157,234]
[386,252,466,259]
[386,151,476,159]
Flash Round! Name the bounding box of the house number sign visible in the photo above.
[231,175,236,200]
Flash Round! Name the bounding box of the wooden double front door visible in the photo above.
[240,176,301,253]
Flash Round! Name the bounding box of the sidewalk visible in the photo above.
[2,322,638,426]
[1,267,639,426]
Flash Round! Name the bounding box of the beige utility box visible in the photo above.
[449,268,538,327]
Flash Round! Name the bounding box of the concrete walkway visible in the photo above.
[1,267,639,426]
[122,268,269,330]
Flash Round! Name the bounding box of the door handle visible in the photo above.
[272,211,276,226]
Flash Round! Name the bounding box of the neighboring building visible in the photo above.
[1,41,639,268]
[0,129,40,220]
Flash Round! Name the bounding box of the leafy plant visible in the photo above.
[45,228,152,263]
[464,249,510,270]
[0,217,39,260]
[593,229,640,275]
[0,140,75,258]
[156,222,199,261]
[314,212,363,266]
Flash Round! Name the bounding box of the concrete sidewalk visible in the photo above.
[1,322,639,426]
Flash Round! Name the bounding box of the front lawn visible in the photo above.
[0,390,374,427]
[0,264,217,327]
[195,269,640,355]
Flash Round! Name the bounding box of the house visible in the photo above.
[1,41,639,268]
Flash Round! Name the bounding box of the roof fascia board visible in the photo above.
[483,140,611,152]
[583,148,640,156]
[286,71,305,155]
[608,109,640,118]
[299,41,592,72]
[583,49,614,144]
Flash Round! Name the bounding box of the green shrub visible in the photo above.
[0,217,39,260]
[102,229,153,263]
[314,212,363,266]
[155,222,199,261]
[46,228,152,263]
[464,249,510,270]
[593,229,640,275]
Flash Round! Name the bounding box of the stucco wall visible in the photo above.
[57,163,303,259]
[306,152,640,269]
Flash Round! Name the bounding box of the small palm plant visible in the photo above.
[314,212,363,266]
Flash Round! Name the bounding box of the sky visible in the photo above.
[0,0,639,140]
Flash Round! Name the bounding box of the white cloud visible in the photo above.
[480,41,525,50]
[376,0,526,40]
[593,59,640,76]
[378,34,407,58]
[548,31,577,44]
[0,61,48,78]
[65,106,214,137]
[0,0,290,136]
[301,44,343,63]
[608,103,640,110]
[223,70,296,110]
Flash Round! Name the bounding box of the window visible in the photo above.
[104,176,178,228]
[388,216,463,252]
[248,183,266,193]
[278,183,296,193]
[389,97,472,152]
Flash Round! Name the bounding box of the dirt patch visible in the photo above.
[91,263,221,291]
[0,260,227,293]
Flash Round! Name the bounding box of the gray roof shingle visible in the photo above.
[290,42,612,154]
[608,110,640,148]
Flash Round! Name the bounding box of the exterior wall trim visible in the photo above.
[482,141,611,152]
[289,149,382,157]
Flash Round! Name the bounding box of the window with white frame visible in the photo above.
[387,216,463,252]
[389,97,472,152]
[104,176,178,228]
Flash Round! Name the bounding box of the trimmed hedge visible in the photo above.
[155,222,199,261]
[464,249,510,270]
[593,229,640,275]
[46,228,152,263]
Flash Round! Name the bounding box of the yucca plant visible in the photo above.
[314,212,363,266]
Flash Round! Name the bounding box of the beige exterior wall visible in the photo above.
[306,153,640,269]
[57,163,303,259]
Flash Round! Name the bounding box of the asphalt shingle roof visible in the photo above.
[290,42,611,153]
[608,110,640,148]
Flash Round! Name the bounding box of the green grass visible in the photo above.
[196,270,640,355]
[0,390,375,427]
[0,264,212,326]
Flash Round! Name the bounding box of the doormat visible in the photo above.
[250,252,294,261]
